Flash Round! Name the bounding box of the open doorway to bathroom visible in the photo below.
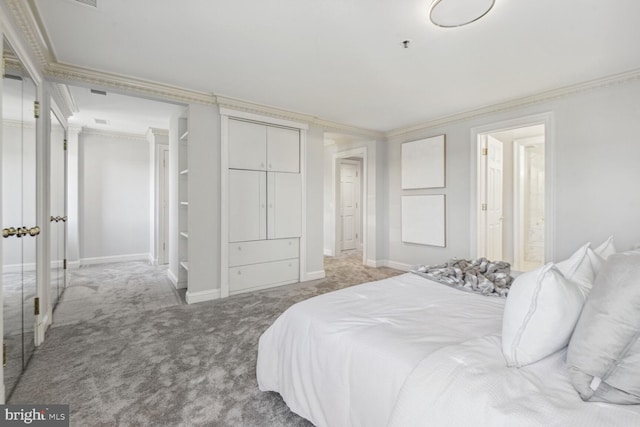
[476,122,546,272]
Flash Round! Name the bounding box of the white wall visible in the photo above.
[386,79,640,269]
[305,125,325,276]
[78,130,150,263]
[186,103,220,298]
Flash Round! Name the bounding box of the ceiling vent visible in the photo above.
[94,118,109,125]
[90,89,107,96]
[74,0,98,7]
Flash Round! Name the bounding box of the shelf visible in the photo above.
[179,130,189,141]
[180,169,189,175]
[180,201,189,206]
[180,232,189,239]
[180,261,189,271]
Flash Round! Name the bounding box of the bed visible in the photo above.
[257,247,640,426]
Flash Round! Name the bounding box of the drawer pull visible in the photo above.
[237,246,242,251]
[237,270,242,275]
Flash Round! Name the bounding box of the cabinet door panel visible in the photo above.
[267,172,301,239]
[267,126,299,173]
[229,119,267,170]
[229,170,266,242]
[229,238,299,267]
[229,258,299,293]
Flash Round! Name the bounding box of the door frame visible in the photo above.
[470,112,555,265]
[157,144,169,265]
[331,147,368,265]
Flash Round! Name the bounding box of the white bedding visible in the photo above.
[256,273,505,427]
[389,334,640,427]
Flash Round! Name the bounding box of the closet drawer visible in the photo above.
[229,238,299,267]
[229,259,299,292]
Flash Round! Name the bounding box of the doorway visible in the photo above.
[477,122,547,271]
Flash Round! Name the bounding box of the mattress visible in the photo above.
[256,273,506,427]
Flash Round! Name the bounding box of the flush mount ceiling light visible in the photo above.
[429,0,495,28]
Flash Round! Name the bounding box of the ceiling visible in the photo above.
[66,85,184,134]
[32,0,640,133]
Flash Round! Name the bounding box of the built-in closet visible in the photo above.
[1,39,39,398]
[224,117,303,295]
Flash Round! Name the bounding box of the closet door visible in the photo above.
[266,126,299,173]
[1,42,38,398]
[50,112,67,308]
[229,169,266,242]
[228,119,267,171]
[267,172,301,239]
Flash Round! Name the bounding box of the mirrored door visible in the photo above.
[2,39,38,398]
[50,112,67,309]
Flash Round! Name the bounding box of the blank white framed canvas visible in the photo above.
[401,134,446,189]
[401,194,446,247]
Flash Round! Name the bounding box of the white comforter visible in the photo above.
[256,273,505,427]
[257,272,640,426]
[389,334,640,427]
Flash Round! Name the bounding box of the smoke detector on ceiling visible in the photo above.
[74,0,98,8]
[94,118,109,125]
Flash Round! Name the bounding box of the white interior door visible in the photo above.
[486,136,504,261]
[520,143,545,269]
[339,161,360,251]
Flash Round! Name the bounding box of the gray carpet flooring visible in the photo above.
[9,253,401,426]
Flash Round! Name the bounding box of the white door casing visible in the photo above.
[159,147,170,264]
[486,136,504,261]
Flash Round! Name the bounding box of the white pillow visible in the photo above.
[593,235,616,260]
[502,263,585,367]
[556,242,597,297]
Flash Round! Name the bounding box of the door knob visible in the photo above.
[2,227,16,238]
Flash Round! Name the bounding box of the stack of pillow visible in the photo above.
[501,236,640,404]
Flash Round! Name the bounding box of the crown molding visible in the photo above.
[45,62,216,106]
[217,95,384,138]
[78,127,148,141]
[386,67,640,140]
[48,81,77,121]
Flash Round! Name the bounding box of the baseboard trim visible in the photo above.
[304,270,326,281]
[67,260,80,270]
[383,260,413,271]
[3,262,36,273]
[79,253,150,266]
[185,288,221,304]
[365,259,380,268]
[323,249,333,256]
